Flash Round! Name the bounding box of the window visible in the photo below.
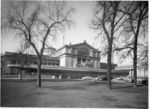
[78,47,89,56]
[88,58,91,62]
[23,61,27,65]
[34,61,38,65]
[77,58,81,64]
[52,63,55,66]
[18,60,22,64]
[42,61,47,65]
[56,63,59,66]
[97,53,100,58]
[48,63,51,65]
[82,58,86,62]
[93,52,96,57]
[72,48,76,54]
[11,60,16,64]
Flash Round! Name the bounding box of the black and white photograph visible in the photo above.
[1,0,148,108]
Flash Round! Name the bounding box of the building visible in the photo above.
[115,65,148,78]
[100,62,117,69]
[1,41,130,79]
[1,52,59,74]
[50,40,100,69]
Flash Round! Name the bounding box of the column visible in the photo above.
[75,48,78,54]
[143,68,145,78]
[90,51,92,57]
[129,69,132,77]
[131,69,134,77]
[96,52,98,70]
[18,69,23,80]
[59,75,62,79]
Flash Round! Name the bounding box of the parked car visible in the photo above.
[112,76,125,83]
[124,77,134,83]
[93,75,112,81]
[121,76,148,85]
[115,76,126,81]
[81,76,93,80]
[137,78,148,85]
[101,76,107,81]
[93,76,103,81]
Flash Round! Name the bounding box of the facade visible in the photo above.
[115,65,148,78]
[50,40,100,69]
[1,41,131,79]
[1,52,59,74]
[100,62,117,69]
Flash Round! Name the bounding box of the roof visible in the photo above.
[8,64,106,72]
[115,65,147,70]
[100,62,117,66]
[3,52,59,61]
[50,41,101,56]
[7,64,129,75]
[45,45,56,51]
[50,45,66,55]
[68,41,100,52]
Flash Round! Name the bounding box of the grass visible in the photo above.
[1,80,148,108]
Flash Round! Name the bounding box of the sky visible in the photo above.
[1,1,148,65]
[1,1,96,52]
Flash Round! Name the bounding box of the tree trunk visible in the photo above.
[37,58,42,87]
[107,45,112,89]
[133,18,141,87]
[133,37,138,87]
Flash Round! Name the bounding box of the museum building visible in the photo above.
[1,41,129,79]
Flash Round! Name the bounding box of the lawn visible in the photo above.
[1,80,148,108]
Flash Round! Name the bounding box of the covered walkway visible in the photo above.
[7,64,129,79]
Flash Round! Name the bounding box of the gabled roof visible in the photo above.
[68,41,100,52]
[45,45,56,51]
[51,41,101,56]
[50,45,68,56]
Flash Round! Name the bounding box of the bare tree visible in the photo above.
[138,43,148,68]
[91,1,128,89]
[115,1,148,87]
[2,1,74,87]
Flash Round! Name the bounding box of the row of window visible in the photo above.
[11,60,59,66]
[42,62,59,66]
[67,48,100,58]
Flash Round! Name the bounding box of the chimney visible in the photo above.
[84,40,86,43]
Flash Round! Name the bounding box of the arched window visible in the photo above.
[77,47,89,57]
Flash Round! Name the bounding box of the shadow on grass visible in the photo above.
[114,104,134,108]
[102,95,118,102]
[79,81,107,87]
[43,85,86,90]
[111,83,134,89]
[111,83,146,89]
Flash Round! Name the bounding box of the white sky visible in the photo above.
[1,1,148,65]
[1,1,97,52]
[51,1,97,48]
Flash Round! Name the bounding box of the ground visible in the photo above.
[1,80,148,108]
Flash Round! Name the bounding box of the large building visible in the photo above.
[50,40,101,69]
[1,52,59,74]
[1,41,132,79]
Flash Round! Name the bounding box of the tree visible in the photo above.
[91,1,127,89]
[138,42,148,68]
[115,1,148,87]
[2,1,74,87]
